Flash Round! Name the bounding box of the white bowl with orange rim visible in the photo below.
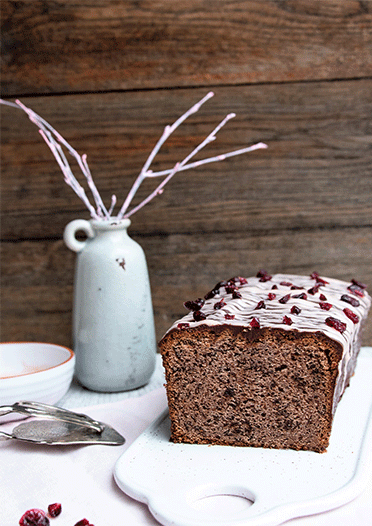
[0,342,75,415]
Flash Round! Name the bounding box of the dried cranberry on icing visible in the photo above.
[204,289,218,300]
[291,305,301,315]
[256,270,272,282]
[225,313,235,320]
[19,509,50,526]
[283,315,293,325]
[310,272,329,285]
[184,298,205,311]
[341,294,360,307]
[250,317,260,328]
[232,290,242,299]
[343,308,359,324]
[271,284,278,290]
[347,284,365,298]
[280,281,292,287]
[193,311,207,321]
[268,293,276,300]
[225,284,237,294]
[351,278,367,289]
[229,276,247,286]
[214,299,226,310]
[319,294,327,301]
[177,323,190,330]
[326,317,347,333]
[308,283,321,295]
[293,292,307,300]
[279,294,290,304]
[255,300,266,309]
[47,503,61,518]
[319,302,333,311]
[290,285,303,290]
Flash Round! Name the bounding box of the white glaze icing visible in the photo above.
[166,273,371,411]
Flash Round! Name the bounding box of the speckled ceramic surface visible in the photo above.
[114,347,372,526]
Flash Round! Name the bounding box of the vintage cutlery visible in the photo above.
[0,401,125,446]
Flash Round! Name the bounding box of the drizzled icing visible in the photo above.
[166,273,371,411]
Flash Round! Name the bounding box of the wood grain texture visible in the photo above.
[2,0,372,97]
[2,228,372,345]
[1,1,371,350]
[2,80,372,241]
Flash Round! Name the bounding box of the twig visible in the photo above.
[0,94,268,221]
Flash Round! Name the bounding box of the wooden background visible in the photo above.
[1,0,372,348]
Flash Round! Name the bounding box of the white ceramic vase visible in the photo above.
[63,217,156,392]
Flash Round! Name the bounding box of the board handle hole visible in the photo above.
[188,484,255,517]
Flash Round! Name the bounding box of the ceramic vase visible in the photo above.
[63,217,156,392]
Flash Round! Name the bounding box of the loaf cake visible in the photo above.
[159,271,371,452]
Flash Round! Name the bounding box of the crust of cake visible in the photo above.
[160,324,344,453]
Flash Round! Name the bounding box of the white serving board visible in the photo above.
[114,347,372,526]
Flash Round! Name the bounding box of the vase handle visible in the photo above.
[63,219,95,253]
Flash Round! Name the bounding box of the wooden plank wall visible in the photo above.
[1,0,372,347]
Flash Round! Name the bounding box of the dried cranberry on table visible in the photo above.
[47,503,62,518]
[19,509,50,526]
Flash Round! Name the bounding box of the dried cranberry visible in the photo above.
[215,280,228,289]
[308,283,321,295]
[291,305,301,315]
[279,294,290,304]
[268,293,276,300]
[255,300,266,309]
[351,278,367,289]
[343,308,359,324]
[225,313,235,320]
[184,298,205,311]
[348,284,365,297]
[280,281,292,287]
[319,294,327,301]
[19,509,50,526]
[271,284,278,290]
[283,315,293,325]
[290,285,303,290]
[310,272,329,285]
[326,317,347,333]
[214,299,226,310]
[74,520,91,526]
[232,290,242,299]
[225,284,237,294]
[177,323,190,330]
[204,289,218,300]
[229,276,247,285]
[319,302,332,311]
[293,292,307,300]
[47,503,61,518]
[250,317,260,328]
[193,311,207,321]
[256,270,272,282]
[341,294,360,307]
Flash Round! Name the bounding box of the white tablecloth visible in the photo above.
[1,354,371,525]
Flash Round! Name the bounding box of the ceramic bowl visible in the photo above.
[0,342,75,413]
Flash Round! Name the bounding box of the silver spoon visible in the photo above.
[0,419,125,446]
[0,401,104,432]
